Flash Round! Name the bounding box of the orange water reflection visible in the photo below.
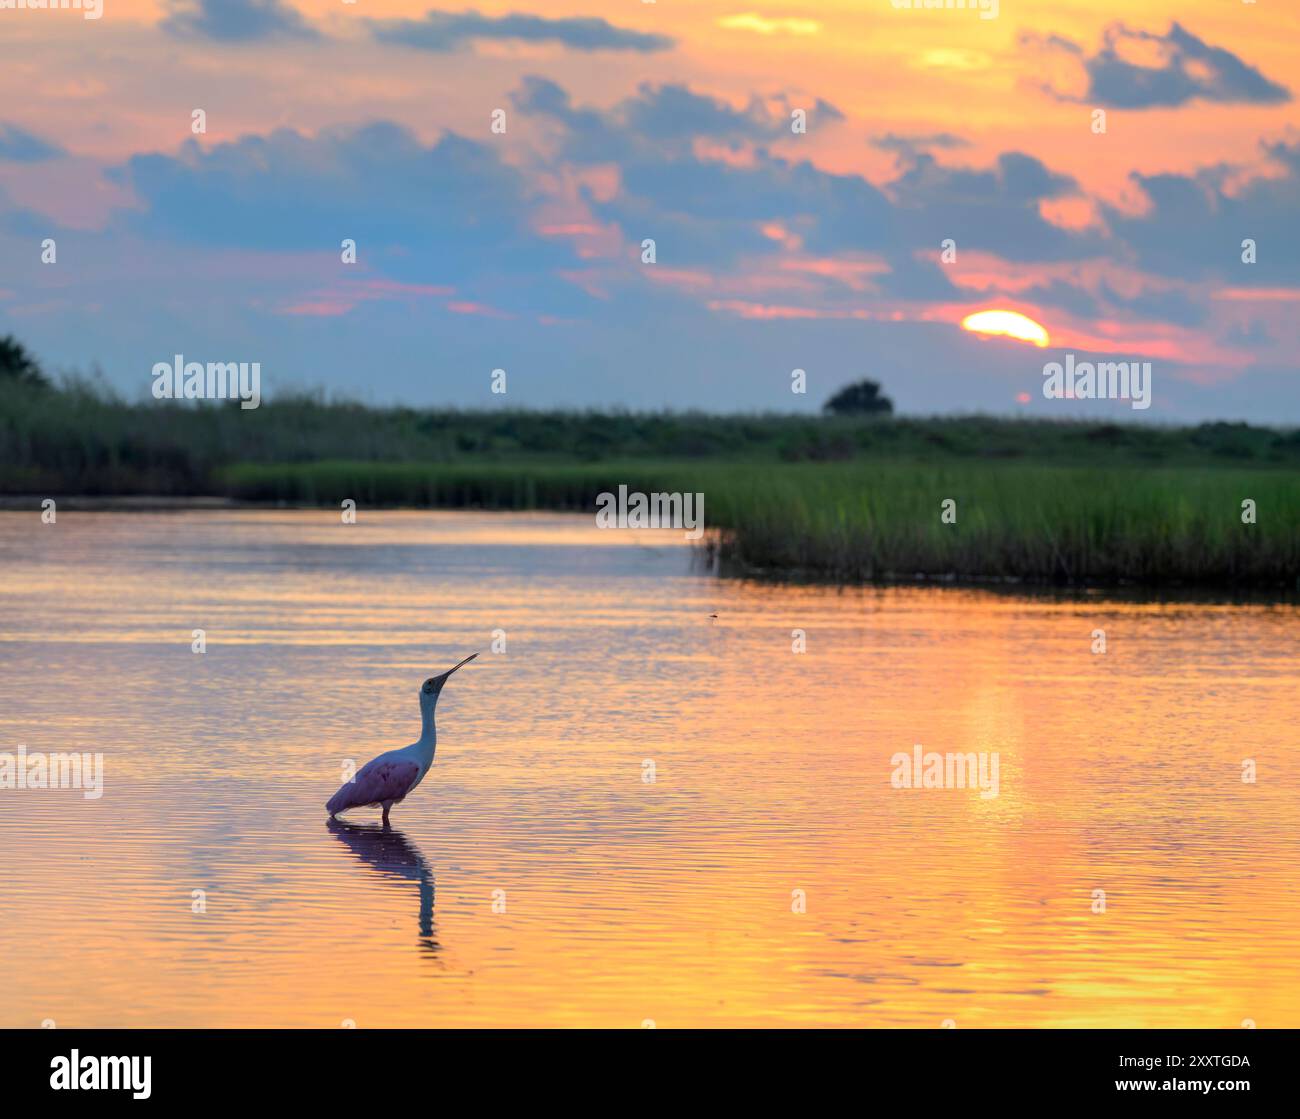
[0,511,1296,1027]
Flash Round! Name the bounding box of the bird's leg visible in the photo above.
[381,802,392,829]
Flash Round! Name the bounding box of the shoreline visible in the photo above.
[0,494,242,511]
[5,495,1296,599]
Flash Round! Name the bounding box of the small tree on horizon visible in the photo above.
[0,335,51,390]
[824,378,893,416]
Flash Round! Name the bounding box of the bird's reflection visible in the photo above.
[327,819,440,955]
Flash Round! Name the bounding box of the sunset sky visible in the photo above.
[1,0,1297,418]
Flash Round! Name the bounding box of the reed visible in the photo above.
[669,461,1300,587]
[4,382,1297,587]
[217,458,1300,589]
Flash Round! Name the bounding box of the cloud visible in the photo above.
[1102,138,1300,285]
[871,133,968,157]
[0,124,64,163]
[106,122,577,307]
[16,74,1290,413]
[510,78,1109,303]
[716,14,820,37]
[1016,280,1104,321]
[512,77,840,166]
[887,151,1098,263]
[812,99,845,123]
[1025,22,1291,109]
[160,0,320,44]
[368,9,673,53]
[622,83,792,143]
[510,79,957,297]
[1098,281,1207,328]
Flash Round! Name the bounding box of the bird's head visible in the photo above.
[419,653,478,709]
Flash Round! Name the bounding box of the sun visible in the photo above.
[961,309,1050,348]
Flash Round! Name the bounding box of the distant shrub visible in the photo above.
[824,379,893,416]
[0,335,50,390]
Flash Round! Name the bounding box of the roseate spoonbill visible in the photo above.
[326,655,477,826]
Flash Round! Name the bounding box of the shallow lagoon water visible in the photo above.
[0,510,1296,1027]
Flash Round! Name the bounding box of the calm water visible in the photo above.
[0,510,1296,1028]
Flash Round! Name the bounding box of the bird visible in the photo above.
[326,654,477,827]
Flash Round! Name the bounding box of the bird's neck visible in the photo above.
[418,705,438,754]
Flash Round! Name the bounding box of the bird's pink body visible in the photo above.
[326,755,423,817]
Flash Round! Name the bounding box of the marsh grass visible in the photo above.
[672,461,1299,587]
[4,383,1297,587]
[219,458,1300,588]
[6,383,1300,489]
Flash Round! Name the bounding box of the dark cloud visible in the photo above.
[368,9,673,53]
[1025,22,1290,109]
[0,124,64,163]
[511,77,810,164]
[514,78,1101,293]
[886,151,1097,263]
[107,123,576,305]
[871,133,969,157]
[1102,139,1300,284]
[1011,280,1208,328]
[512,78,842,164]
[601,152,902,267]
[511,81,956,295]
[623,84,790,143]
[890,150,1075,207]
[161,0,320,43]
[813,99,846,123]
[512,79,891,260]
[510,76,630,163]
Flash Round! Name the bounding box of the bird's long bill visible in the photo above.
[440,653,478,679]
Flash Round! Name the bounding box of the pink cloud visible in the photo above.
[277,276,454,317]
[446,301,512,318]
[280,300,354,318]
[1213,286,1300,302]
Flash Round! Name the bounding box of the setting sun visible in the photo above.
[961,310,1051,348]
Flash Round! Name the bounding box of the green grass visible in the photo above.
[217,458,1300,589]
[219,460,665,510]
[673,461,1299,587]
[5,380,1300,492]
[3,381,1298,588]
